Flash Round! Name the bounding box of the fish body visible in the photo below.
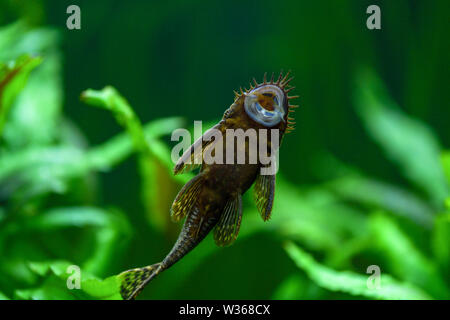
[120,72,298,299]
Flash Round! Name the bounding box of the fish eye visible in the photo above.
[244,85,286,127]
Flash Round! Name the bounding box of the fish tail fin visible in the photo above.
[119,262,162,300]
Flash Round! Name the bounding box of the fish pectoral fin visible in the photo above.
[171,174,204,222]
[119,263,162,300]
[173,123,222,175]
[253,173,275,221]
[214,194,243,247]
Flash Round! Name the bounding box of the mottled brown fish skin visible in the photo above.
[119,72,297,300]
[149,81,290,271]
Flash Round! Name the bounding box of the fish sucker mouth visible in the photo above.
[240,71,299,130]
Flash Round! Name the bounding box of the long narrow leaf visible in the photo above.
[370,213,449,298]
[284,241,431,300]
[354,70,448,207]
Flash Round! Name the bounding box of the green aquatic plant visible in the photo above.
[0,19,448,300]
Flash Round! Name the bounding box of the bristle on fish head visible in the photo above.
[234,71,299,132]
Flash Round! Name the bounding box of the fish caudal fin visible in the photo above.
[119,263,162,300]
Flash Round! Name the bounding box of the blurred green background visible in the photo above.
[0,0,449,300]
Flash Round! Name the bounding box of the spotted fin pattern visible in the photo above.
[171,174,203,222]
[119,263,161,300]
[213,194,242,246]
[254,174,275,221]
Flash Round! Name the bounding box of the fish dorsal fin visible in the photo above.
[214,194,243,247]
[171,174,203,222]
[254,173,275,221]
[174,123,222,175]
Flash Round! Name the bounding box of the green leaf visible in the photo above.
[432,213,450,273]
[14,260,122,300]
[32,207,131,275]
[15,261,88,300]
[370,213,449,298]
[82,276,122,300]
[15,277,88,300]
[3,51,63,148]
[0,117,185,204]
[0,22,62,148]
[27,261,72,278]
[81,86,149,154]
[327,175,434,228]
[441,151,450,187]
[0,117,184,180]
[0,22,60,62]
[0,207,131,276]
[0,54,42,134]
[244,177,368,252]
[81,87,158,229]
[284,241,431,300]
[81,86,189,231]
[312,153,434,228]
[354,69,448,207]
